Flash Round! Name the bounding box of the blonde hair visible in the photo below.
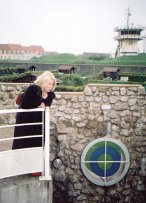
[34,71,56,91]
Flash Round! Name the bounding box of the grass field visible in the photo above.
[1,53,146,66]
[30,53,146,66]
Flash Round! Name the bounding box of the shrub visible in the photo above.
[55,85,84,92]
[119,72,146,82]
[0,67,18,75]
[61,74,84,86]
[0,73,20,82]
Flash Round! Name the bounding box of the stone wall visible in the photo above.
[0,83,146,203]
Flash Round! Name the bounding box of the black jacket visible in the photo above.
[12,84,55,150]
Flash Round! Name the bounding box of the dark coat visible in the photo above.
[12,84,55,150]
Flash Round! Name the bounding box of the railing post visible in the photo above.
[40,107,52,180]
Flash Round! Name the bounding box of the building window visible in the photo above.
[129,41,133,45]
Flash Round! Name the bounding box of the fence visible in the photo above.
[0,107,51,180]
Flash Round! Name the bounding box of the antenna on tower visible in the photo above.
[125,7,132,28]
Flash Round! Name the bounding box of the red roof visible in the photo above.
[0,44,45,52]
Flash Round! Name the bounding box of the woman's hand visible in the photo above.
[38,102,45,108]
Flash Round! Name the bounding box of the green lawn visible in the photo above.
[30,53,146,66]
[1,53,146,66]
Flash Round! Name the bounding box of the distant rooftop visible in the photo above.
[0,44,45,52]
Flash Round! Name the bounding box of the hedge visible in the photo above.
[119,72,146,82]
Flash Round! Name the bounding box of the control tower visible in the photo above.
[114,8,145,57]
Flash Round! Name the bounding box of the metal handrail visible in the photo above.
[0,135,43,142]
[0,122,43,129]
[0,108,44,114]
[0,107,51,180]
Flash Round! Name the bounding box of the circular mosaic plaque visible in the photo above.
[81,138,130,186]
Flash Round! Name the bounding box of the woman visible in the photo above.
[12,71,56,150]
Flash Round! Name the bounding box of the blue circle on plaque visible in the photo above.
[81,138,130,186]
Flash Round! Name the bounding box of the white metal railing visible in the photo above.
[114,35,144,40]
[114,25,145,31]
[0,107,51,180]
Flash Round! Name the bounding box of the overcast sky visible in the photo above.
[0,0,146,55]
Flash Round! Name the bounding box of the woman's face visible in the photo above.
[43,80,54,92]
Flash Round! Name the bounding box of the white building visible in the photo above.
[0,44,45,60]
[114,8,145,57]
